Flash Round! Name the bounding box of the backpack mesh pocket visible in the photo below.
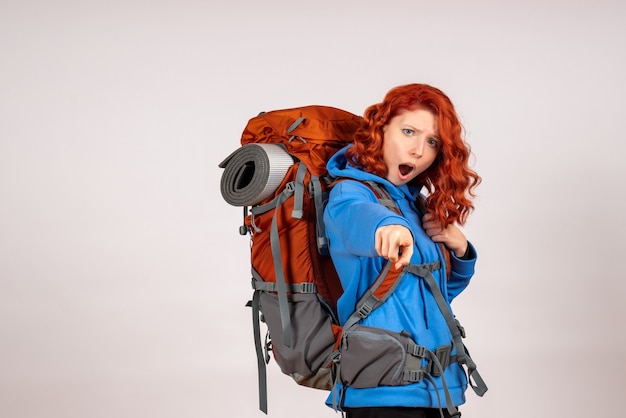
[259,292,338,389]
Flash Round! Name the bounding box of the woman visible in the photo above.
[323,84,482,418]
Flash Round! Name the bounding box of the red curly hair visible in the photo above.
[346,83,481,227]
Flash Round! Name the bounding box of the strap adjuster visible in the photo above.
[299,282,317,293]
[357,302,373,318]
[408,343,427,358]
[455,319,466,338]
[403,369,424,383]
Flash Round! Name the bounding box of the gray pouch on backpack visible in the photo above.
[340,324,424,388]
[258,292,338,389]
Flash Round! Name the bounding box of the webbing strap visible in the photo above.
[252,279,317,294]
[250,194,281,216]
[268,183,296,348]
[310,174,328,254]
[341,182,405,330]
[249,195,282,234]
[330,352,343,412]
[250,290,268,414]
[411,194,452,281]
[423,373,459,418]
[399,343,459,418]
[404,264,488,397]
[287,116,306,133]
[396,263,459,417]
[363,180,400,213]
[344,260,440,331]
[292,163,307,219]
[425,348,460,418]
[251,162,308,349]
[343,260,398,330]
[405,263,461,351]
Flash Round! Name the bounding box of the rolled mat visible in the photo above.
[219,143,294,207]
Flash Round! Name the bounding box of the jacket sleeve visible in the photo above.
[324,180,411,258]
[446,241,477,301]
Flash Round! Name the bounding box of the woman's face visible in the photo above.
[382,107,441,186]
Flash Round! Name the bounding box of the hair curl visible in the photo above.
[346,83,481,227]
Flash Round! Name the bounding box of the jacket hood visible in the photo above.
[328,145,421,201]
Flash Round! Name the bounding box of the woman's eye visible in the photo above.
[428,138,439,147]
[402,128,414,135]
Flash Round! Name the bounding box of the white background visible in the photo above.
[1,1,625,417]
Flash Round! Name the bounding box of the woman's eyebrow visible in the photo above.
[403,124,438,138]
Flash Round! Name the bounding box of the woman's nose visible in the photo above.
[410,138,424,157]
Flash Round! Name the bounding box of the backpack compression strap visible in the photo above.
[248,162,317,414]
[249,162,309,349]
[248,287,268,414]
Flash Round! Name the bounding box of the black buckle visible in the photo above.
[431,346,452,377]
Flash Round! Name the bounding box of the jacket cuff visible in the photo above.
[450,241,477,277]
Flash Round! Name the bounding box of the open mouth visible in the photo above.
[399,164,414,177]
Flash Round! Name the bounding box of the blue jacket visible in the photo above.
[323,145,477,409]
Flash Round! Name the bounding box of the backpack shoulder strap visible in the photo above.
[343,259,402,330]
[354,180,451,278]
[341,180,404,330]
[403,262,488,397]
[339,180,455,329]
[413,191,452,280]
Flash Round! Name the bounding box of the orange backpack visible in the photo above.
[219,106,485,415]
[219,106,361,412]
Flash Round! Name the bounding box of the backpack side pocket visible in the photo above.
[259,292,337,389]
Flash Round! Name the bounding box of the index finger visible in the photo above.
[394,244,413,270]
